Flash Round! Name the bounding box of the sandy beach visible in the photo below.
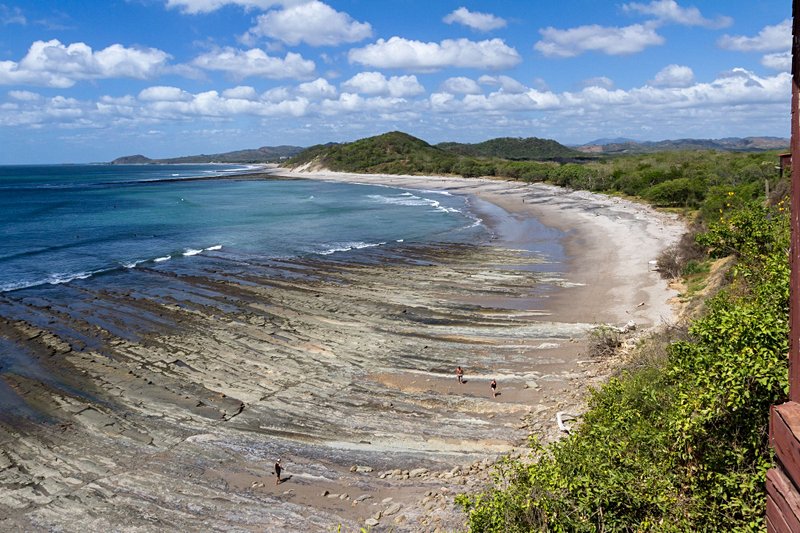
[0,170,684,532]
[275,168,682,327]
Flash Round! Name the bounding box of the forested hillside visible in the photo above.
[289,131,782,213]
[289,131,461,174]
[437,137,582,160]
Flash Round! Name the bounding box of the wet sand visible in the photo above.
[0,170,684,532]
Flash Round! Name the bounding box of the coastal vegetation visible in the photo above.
[436,136,583,161]
[288,132,785,211]
[457,162,788,529]
[289,131,790,531]
[457,197,789,531]
[289,131,462,174]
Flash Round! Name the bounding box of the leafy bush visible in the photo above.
[644,177,704,207]
[696,201,788,260]
[460,202,790,532]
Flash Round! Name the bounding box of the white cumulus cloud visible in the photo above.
[580,77,615,89]
[222,85,259,100]
[762,51,791,71]
[244,1,372,46]
[426,68,788,123]
[318,93,408,116]
[139,86,192,101]
[1,48,788,147]
[622,0,731,28]
[478,75,526,94]
[341,72,424,97]
[440,77,482,95]
[297,77,337,98]
[535,24,664,57]
[8,90,40,101]
[191,47,315,79]
[443,7,506,32]
[650,64,694,87]
[430,89,560,113]
[349,37,521,71]
[718,19,791,52]
[0,39,170,87]
[262,86,291,102]
[133,87,311,119]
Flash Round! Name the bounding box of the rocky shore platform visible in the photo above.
[0,171,684,532]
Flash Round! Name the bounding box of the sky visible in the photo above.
[0,0,792,163]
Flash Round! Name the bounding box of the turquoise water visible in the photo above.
[0,165,486,292]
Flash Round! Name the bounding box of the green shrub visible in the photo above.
[643,177,704,207]
[460,202,789,532]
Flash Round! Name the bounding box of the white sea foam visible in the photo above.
[464,216,483,229]
[48,271,94,284]
[205,245,223,251]
[367,193,431,207]
[0,267,117,292]
[183,248,203,256]
[415,188,453,196]
[122,259,145,269]
[154,255,171,263]
[318,241,384,255]
[0,280,40,292]
[368,193,465,218]
[219,165,260,173]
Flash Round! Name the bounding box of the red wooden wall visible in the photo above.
[767,3,800,531]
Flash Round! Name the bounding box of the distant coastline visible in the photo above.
[106,133,789,168]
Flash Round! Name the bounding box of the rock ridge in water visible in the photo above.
[0,242,599,531]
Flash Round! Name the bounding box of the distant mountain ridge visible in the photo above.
[112,134,788,166]
[581,137,637,146]
[577,136,788,154]
[111,145,304,165]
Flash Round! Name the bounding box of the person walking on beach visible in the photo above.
[456,366,464,384]
[274,459,282,485]
[490,379,497,398]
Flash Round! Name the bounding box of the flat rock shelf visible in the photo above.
[0,172,684,532]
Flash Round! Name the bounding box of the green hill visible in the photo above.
[437,136,582,160]
[110,154,153,164]
[289,131,461,175]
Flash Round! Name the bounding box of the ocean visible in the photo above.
[0,164,487,293]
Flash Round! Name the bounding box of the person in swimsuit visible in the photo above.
[456,366,464,384]
[490,379,497,398]
[275,459,282,485]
